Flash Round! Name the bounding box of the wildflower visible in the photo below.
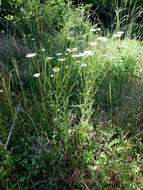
[56,53,62,56]
[113,34,121,39]
[91,166,98,171]
[41,48,45,52]
[89,28,96,32]
[0,89,3,93]
[46,57,53,61]
[113,31,124,39]
[66,48,72,52]
[66,48,77,53]
[50,74,54,78]
[72,50,94,58]
[96,37,108,43]
[33,73,40,78]
[89,28,97,32]
[83,50,94,57]
[72,53,85,58]
[80,63,87,68]
[90,28,101,32]
[117,31,124,35]
[26,53,37,58]
[58,58,66,62]
[96,28,101,32]
[52,67,60,73]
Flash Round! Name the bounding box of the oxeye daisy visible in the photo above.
[66,48,77,53]
[90,27,101,32]
[56,53,62,56]
[117,31,124,36]
[113,31,124,39]
[52,67,60,73]
[26,53,37,58]
[46,57,53,61]
[33,73,40,78]
[41,48,45,52]
[96,28,101,32]
[58,58,66,62]
[89,28,97,32]
[72,53,85,58]
[50,74,54,78]
[80,63,87,68]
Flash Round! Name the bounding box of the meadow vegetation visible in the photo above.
[0,0,143,189]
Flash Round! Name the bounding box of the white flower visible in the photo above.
[26,53,37,58]
[0,89,3,93]
[89,28,98,32]
[72,50,94,58]
[97,28,101,32]
[113,31,124,39]
[83,50,94,57]
[72,53,85,58]
[56,53,62,56]
[46,57,53,61]
[50,74,54,78]
[66,47,77,53]
[58,58,66,62]
[52,67,60,73]
[96,37,108,43]
[117,31,124,35]
[90,27,101,32]
[33,73,40,78]
[89,28,96,32]
[113,34,121,38]
[80,63,87,68]
[66,48,72,52]
[41,48,45,52]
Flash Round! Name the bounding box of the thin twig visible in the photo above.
[5,104,21,149]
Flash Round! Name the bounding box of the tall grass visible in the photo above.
[114,0,143,38]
